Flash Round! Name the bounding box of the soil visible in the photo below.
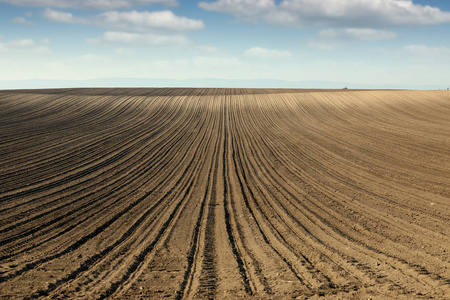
[0,88,449,299]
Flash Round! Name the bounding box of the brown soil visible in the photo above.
[0,88,449,299]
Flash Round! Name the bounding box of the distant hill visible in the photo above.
[0,78,446,90]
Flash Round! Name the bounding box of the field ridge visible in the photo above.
[0,88,449,299]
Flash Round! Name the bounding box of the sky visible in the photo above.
[1,0,450,88]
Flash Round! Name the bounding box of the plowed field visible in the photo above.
[0,88,449,299]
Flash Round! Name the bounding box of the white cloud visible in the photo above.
[403,45,450,57]
[199,0,450,27]
[306,40,337,51]
[96,10,205,31]
[0,38,50,54]
[11,17,31,24]
[199,0,275,21]
[9,39,35,47]
[0,0,178,10]
[307,28,397,51]
[43,8,87,23]
[91,31,190,45]
[244,47,292,59]
[318,28,397,40]
[43,9,204,32]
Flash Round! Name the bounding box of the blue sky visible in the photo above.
[1,0,449,88]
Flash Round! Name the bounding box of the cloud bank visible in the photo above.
[0,38,50,54]
[199,0,450,27]
[318,28,397,41]
[90,31,189,46]
[244,47,292,59]
[0,0,178,10]
[43,9,205,31]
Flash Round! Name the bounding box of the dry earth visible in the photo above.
[0,88,449,299]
